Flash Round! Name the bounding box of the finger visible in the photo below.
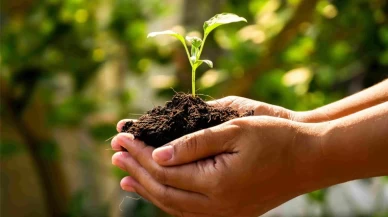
[121,177,214,217]
[207,96,235,107]
[112,151,210,213]
[207,96,254,111]
[120,176,136,192]
[112,141,211,193]
[152,121,241,166]
[111,133,134,151]
[116,119,136,132]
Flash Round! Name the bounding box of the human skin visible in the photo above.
[111,81,388,217]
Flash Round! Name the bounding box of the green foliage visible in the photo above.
[68,191,87,217]
[48,96,97,126]
[90,124,118,142]
[39,140,61,161]
[68,191,109,217]
[0,140,25,158]
[203,13,247,37]
[148,13,247,96]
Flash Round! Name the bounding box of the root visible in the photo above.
[119,195,142,212]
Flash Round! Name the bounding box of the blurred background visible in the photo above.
[1,0,388,216]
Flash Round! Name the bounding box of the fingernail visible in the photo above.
[121,133,135,141]
[122,184,135,192]
[113,154,125,170]
[153,146,173,162]
[117,133,134,150]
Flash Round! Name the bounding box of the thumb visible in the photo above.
[152,123,239,166]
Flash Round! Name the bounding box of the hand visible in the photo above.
[208,96,297,120]
[208,96,329,123]
[111,116,323,216]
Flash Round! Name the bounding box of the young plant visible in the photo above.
[147,13,247,97]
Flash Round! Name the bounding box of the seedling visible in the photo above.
[147,13,247,97]
[122,13,251,148]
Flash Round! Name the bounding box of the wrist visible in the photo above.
[300,104,388,194]
[287,122,332,194]
[318,105,388,183]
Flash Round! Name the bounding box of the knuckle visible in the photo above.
[227,117,243,127]
[182,134,200,155]
[152,166,167,184]
[153,185,167,201]
[131,147,142,160]
[224,95,237,101]
[132,143,148,160]
[215,96,237,107]
[116,135,127,147]
[221,96,238,105]
[224,120,244,137]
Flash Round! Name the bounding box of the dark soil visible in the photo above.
[121,93,253,148]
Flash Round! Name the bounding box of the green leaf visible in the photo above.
[201,60,213,68]
[190,56,197,64]
[194,60,213,68]
[186,36,202,60]
[147,30,186,46]
[191,47,199,60]
[185,36,202,48]
[148,30,191,65]
[203,13,247,37]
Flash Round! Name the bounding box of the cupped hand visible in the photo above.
[207,96,326,123]
[111,116,323,217]
[208,96,295,119]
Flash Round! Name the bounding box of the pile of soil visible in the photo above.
[121,93,253,148]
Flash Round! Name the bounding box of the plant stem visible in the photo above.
[197,34,208,59]
[183,44,192,67]
[192,66,196,97]
[191,34,208,97]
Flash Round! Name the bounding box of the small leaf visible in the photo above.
[148,30,191,63]
[147,30,186,46]
[203,13,247,37]
[202,60,213,68]
[194,60,213,68]
[185,36,202,48]
[190,56,197,64]
[191,46,199,59]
